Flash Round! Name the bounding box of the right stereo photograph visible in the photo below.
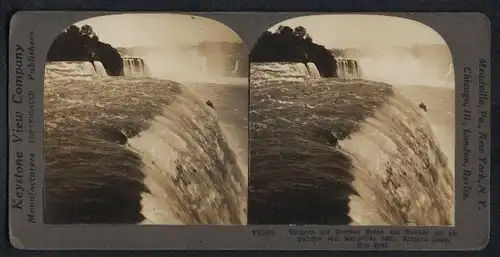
[247,14,455,226]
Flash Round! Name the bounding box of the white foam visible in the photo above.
[93,61,108,76]
[44,61,97,81]
[340,93,454,226]
[306,62,321,78]
[296,63,310,76]
[127,93,246,224]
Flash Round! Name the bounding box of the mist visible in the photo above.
[123,45,247,85]
[74,13,248,85]
[344,46,455,88]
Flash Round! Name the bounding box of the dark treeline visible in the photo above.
[330,48,345,58]
[47,25,123,76]
[250,26,337,77]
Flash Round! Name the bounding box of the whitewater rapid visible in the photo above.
[248,62,454,226]
[340,89,454,226]
[43,61,247,224]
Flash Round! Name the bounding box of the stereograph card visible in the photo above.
[8,11,490,250]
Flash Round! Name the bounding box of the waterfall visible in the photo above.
[336,58,361,79]
[121,56,148,77]
[306,62,321,78]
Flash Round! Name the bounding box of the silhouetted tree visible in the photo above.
[329,48,344,58]
[293,26,308,39]
[80,25,95,38]
[47,24,123,76]
[250,26,337,77]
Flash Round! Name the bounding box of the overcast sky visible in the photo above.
[74,13,242,48]
[268,14,447,49]
[73,14,448,50]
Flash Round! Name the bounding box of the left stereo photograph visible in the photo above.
[42,13,249,225]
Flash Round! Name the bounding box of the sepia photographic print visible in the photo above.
[43,13,249,225]
[248,14,455,226]
[8,11,490,250]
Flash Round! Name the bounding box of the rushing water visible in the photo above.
[248,62,454,226]
[43,61,247,224]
